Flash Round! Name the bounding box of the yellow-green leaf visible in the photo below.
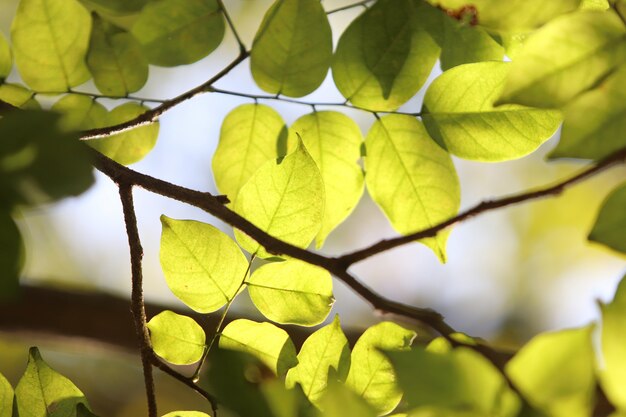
[11,0,91,92]
[291,111,364,247]
[0,32,11,80]
[234,141,324,258]
[286,315,350,406]
[321,379,378,417]
[15,347,90,417]
[588,183,626,254]
[88,102,159,165]
[365,115,460,262]
[346,322,416,415]
[599,274,626,410]
[52,94,108,131]
[147,310,206,365]
[0,371,13,417]
[131,0,225,67]
[497,10,626,108]
[439,16,504,70]
[506,326,595,417]
[80,0,146,15]
[251,0,332,97]
[332,0,439,111]
[219,319,298,375]
[550,65,626,160]
[247,259,334,326]
[212,104,289,200]
[422,62,562,161]
[159,216,248,313]
[87,15,148,96]
[0,84,39,110]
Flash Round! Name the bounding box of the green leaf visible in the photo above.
[497,10,626,108]
[250,0,332,97]
[332,0,439,111]
[247,259,334,326]
[147,310,206,365]
[161,412,210,417]
[438,16,504,70]
[422,61,562,161]
[291,111,363,247]
[0,372,14,417]
[0,211,22,301]
[364,115,460,261]
[434,0,581,32]
[87,15,149,96]
[388,346,520,417]
[588,183,626,254]
[506,326,595,417]
[286,315,351,406]
[0,32,11,80]
[549,65,626,160]
[345,322,416,415]
[599,274,626,410]
[131,0,225,67]
[234,141,324,258]
[88,102,159,165]
[15,347,90,417]
[11,0,91,92]
[75,403,100,417]
[320,379,378,417]
[159,216,248,313]
[0,84,39,110]
[52,94,109,131]
[80,0,146,15]
[212,104,289,200]
[219,319,298,375]
[0,110,94,208]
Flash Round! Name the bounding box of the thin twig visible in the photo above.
[68,89,168,104]
[80,50,250,140]
[326,0,373,15]
[217,0,247,53]
[118,183,157,417]
[338,147,626,266]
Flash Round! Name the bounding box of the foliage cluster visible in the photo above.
[1,0,626,416]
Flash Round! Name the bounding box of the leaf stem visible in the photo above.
[326,0,374,15]
[67,89,167,104]
[217,0,247,53]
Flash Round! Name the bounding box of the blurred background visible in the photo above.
[1,0,625,414]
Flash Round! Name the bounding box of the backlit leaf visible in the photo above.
[286,315,350,406]
[291,111,364,247]
[88,102,159,165]
[549,65,626,160]
[251,0,332,97]
[247,259,334,326]
[0,371,14,417]
[332,0,439,111]
[234,141,324,258]
[588,183,626,254]
[11,0,91,92]
[346,322,416,415]
[0,211,22,301]
[438,16,504,70]
[0,110,94,207]
[131,0,225,67]
[321,379,378,417]
[422,62,561,161]
[0,32,11,79]
[599,274,626,410]
[0,84,39,110]
[388,346,520,417]
[433,0,581,33]
[580,0,609,10]
[147,310,206,365]
[159,216,248,313]
[80,0,146,15]
[212,104,289,200]
[365,115,460,261]
[506,326,595,417]
[15,347,90,417]
[87,15,149,96]
[497,10,626,108]
[219,319,298,375]
[52,94,108,131]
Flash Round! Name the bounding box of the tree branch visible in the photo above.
[338,147,626,266]
[119,184,158,417]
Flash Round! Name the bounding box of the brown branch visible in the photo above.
[80,50,249,140]
[118,184,157,417]
[338,147,626,266]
